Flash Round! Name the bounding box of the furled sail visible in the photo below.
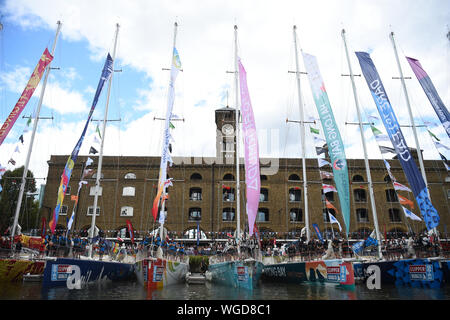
[151,47,182,221]
[356,51,440,231]
[302,52,351,236]
[238,58,260,236]
[406,57,450,139]
[49,54,114,233]
[0,48,53,146]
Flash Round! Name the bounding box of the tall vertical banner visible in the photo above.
[152,47,182,221]
[302,52,351,235]
[238,58,261,237]
[406,56,450,139]
[49,54,114,234]
[0,48,53,146]
[356,52,440,231]
[312,223,324,243]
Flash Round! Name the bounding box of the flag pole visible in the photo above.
[88,23,120,259]
[234,25,241,255]
[341,29,382,259]
[293,25,310,243]
[10,21,62,246]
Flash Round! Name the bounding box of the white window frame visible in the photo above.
[122,186,135,197]
[60,205,68,216]
[87,206,100,216]
[125,173,136,180]
[120,206,134,217]
[89,186,103,196]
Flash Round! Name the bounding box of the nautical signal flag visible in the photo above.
[398,194,414,210]
[320,171,334,179]
[325,199,338,212]
[402,206,422,221]
[328,211,342,231]
[310,127,319,134]
[89,146,98,154]
[393,181,412,192]
[322,184,337,193]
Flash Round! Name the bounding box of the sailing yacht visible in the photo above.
[206,25,264,290]
[134,22,189,289]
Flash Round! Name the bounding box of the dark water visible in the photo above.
[0,280,449,300]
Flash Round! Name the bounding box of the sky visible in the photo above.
[0,0,449,190]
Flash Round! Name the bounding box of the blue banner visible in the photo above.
[352,240,364,255]
[356,52,440,231]
[49,54,114,233]
[312,223,324,243]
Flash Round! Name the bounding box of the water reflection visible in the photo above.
[0,280,448,300]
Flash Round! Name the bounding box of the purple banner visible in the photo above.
[406,57,450,139]
[238,58,260,236]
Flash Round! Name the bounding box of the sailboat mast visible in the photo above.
[341,29,382,259]
[292,26,310,243]
[233,25,241,247]
[389,32,429,195]
[89,23,120,258]
[159,22,178,243]
[10,21,62,242]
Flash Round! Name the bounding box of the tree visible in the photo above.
[0,166,37,234]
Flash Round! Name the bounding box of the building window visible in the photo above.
[384,174,392,183]
[352,175,365,182]
[288,174,300,181]
[447,189,450,200]
[385,189,398,202]
[120,206,134,217]
[223,173,235,181]
[188,208,201,221]
[122,186,135,197]
[87,206,100,216]
[389,208,402,222]
[321,189,334,202]
[260,175,268,181]
[257,208,269,222]
[60,205,68,216]
[356,208,369,223]
[223,186,235,202]
[89,186,103,196]
[290,208,302,222]
[222,208,235,221]
[289,188,301,202]
[190,187,202,201]
[260,188,269,202]
[125,173,136,179]
[65,186,71,195]
[92,173,104,179]
[190,173,202,180]
[354,189,367,202]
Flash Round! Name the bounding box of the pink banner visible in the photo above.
[0,48,53,146]
[238,58,260,236]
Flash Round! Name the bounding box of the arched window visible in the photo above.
[384,174,392,183]
[385,189,398,202]
[352,175,365,182]
[289,188,301,202]
[223,173,235,181]
[260,188,269,202]
[354,189,366,202]
[120,206,134,217]
[92,172,104,179]
[190,173,202,180]
[188,208,201,221]
[189,187,202,201]
[288,174,300,181]
[260,175,268,181]
[389,208,402,222]
[222,186,235,202]
[122,186,135,197]
[356,208,369,223]
[222,208,235,221]
[290,208,302,222]
[125,173,136,179]
[321,189,334,202]
[257,208,269,222]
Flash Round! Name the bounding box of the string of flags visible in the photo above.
[368,114,422,222]
[309,124,342,233]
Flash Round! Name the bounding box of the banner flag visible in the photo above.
[398,194,414,209]
[318,158,331,168]
[152,47,182,221]
[0,48,53,146]
[356,51,439,230]
[402,206,422,221]
[312,223,324,243]
[328,212,342,231]
[322,184,337,193]
[406,57,450,139]
[393,181,412,192]
[49,54,114,234]
[303,52,351,235]
[126,219,135,244]
[238,58,261,237]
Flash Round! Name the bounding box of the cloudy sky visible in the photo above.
[0,0,449,186]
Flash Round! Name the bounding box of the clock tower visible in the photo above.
[215,106,238,164]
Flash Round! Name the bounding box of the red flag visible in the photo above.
[325,199,338,211]
[222,185,231,190]
[41,217,47,239]
[126,219,135,244]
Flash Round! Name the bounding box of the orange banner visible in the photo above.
[0,48,53,146]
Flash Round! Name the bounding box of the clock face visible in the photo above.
[222,124,234,135]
